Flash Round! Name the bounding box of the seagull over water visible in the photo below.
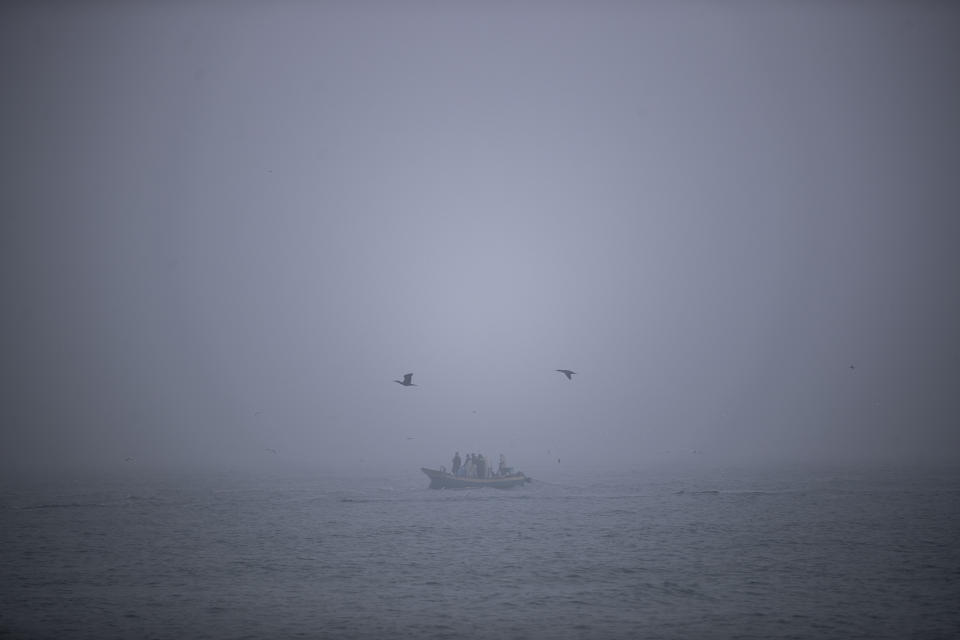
[555,369,576,380]
[395,373,417,386]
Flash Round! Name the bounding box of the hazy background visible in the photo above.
[2,1,958,479]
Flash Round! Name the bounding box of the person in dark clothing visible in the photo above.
[452,451,461,475]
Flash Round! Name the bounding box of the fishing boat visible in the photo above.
[421,467,532,489]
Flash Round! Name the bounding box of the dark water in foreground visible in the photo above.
[1,465,958,639]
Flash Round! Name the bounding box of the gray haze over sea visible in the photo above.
[2,2,960,638]
[2,464,959,639]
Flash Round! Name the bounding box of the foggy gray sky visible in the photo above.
[2,2,958,477]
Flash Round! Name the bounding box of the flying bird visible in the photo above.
[395,373,417,386]
[556,369,576,380]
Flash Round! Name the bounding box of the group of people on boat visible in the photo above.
[450,451,514,479]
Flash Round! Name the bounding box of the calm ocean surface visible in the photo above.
[1,464,958,639]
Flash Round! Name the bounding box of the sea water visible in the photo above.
[1,464,958,639]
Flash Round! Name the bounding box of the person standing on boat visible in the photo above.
[452,451,461,476]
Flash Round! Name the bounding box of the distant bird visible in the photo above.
[556,369,576,380]
[124,457,135,463]
[266,448,278,455]
[850,365,856,370]
[395,373,417,386]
